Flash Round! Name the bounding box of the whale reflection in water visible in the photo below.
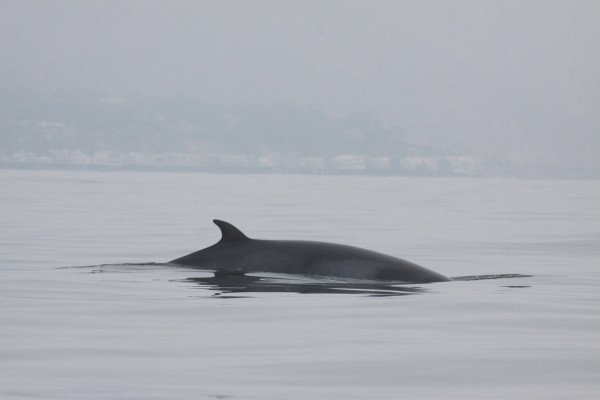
[177,273,429,297]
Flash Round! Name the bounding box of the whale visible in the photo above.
[170,220,450,283]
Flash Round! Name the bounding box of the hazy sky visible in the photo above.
[2,1,599,169]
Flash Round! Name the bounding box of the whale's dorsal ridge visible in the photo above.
[170,220,449,283]
[213,219,249,243]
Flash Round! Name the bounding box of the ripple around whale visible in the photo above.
[176,272,532,297]
[61,263,532,297]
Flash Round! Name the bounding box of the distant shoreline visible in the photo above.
[2,161,598,180]
[0,161,464,177]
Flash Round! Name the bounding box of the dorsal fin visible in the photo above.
[213,219,249,243]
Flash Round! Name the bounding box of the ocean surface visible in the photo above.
[1,169,599,399]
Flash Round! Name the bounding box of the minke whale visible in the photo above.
[170,220,449,283]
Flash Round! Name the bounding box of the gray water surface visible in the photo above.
[1,170,599,399]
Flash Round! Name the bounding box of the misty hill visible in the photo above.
[2,89,598,178]
[1,90,423,159]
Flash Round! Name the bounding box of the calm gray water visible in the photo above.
[1,170,600,399]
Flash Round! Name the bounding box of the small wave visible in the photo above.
[451,274,533,281]
[56,262,169,269]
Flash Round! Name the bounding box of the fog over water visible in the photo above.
[1,1,599,177]
[2,4,600,397]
